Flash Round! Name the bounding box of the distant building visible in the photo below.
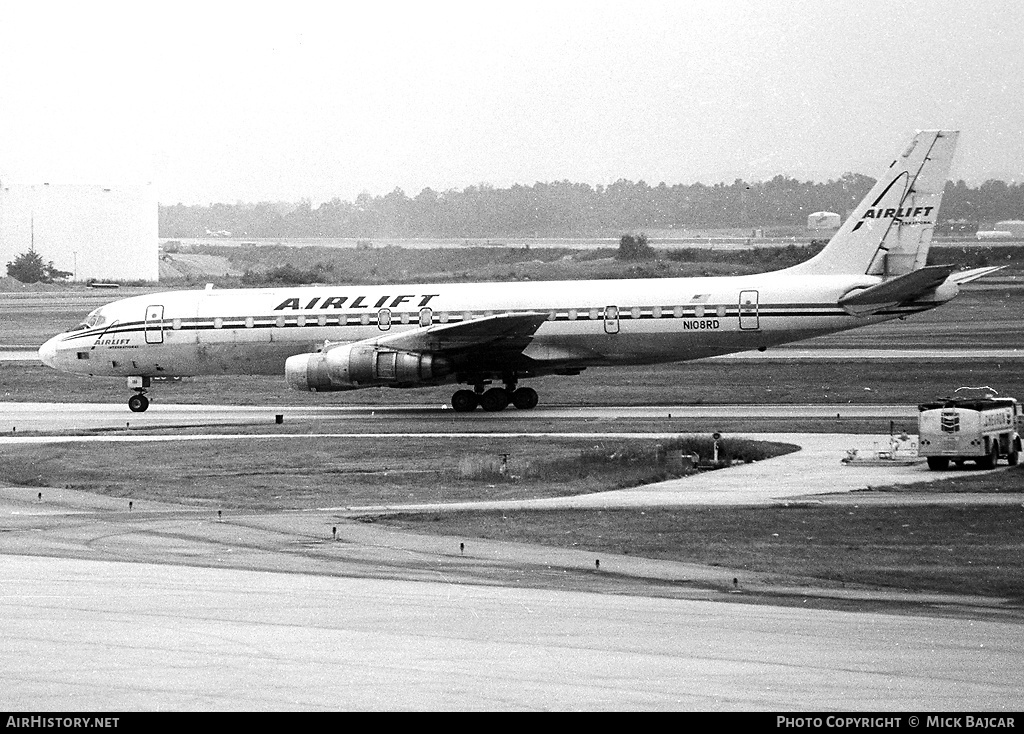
[976,230,1015,241]
[994,220,1024,238]
[0,182,158,281]
[807,211,841,231]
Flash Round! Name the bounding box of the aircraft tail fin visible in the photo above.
[790,130,959,276]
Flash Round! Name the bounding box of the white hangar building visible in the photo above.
[0,182,158,282]
[807,211,841,231]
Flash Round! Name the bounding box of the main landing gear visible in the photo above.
[127,376,151,412]
[451,382,539,413]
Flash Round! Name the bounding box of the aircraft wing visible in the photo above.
[342,311,551,356]
[838,265,955,315]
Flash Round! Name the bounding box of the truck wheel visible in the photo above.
[1008,449,1019,466]
[926,457,949,471]
[979,443,999,470]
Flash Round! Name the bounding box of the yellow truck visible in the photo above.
[918,395,1023,470]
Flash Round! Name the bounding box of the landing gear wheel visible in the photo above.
[451,390,479,413]
[511,387,539,410]
[479,387,510,412]
[128,394,150,413]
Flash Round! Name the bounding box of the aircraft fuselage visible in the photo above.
[39,269,954,382]
[37,131,973,412]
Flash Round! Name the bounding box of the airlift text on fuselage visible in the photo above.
[273,294,441,311]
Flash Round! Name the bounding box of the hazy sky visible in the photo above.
[1,0,1022,204]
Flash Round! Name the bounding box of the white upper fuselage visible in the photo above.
[38,268,950,382]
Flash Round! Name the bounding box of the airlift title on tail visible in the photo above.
[863,206,935,220]
[273,294,441,311]
[852,206,935,232]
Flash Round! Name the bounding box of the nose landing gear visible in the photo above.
[127,376,151,412]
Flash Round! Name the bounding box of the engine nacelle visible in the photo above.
[285,344,451,392]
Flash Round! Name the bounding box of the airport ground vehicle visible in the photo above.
[918,395,1023,470]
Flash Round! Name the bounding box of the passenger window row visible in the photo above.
[166,304,728,331]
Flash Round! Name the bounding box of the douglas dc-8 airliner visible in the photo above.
[40,130,1000,413]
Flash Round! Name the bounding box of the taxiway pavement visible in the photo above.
[1,401,1022,710]
[2,552,1020,711]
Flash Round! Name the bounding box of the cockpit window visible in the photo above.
[86,310,107,328]
[72,308,108,331]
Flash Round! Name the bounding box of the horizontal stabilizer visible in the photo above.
[948,265,1006,285]
[839,264,954,315]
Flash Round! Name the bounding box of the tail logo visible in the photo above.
[852,205,936,231]
[851,171,936,234]
[861,206,934,220]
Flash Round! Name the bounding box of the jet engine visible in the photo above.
[285,343,451,392]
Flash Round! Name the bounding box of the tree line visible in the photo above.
[159,176,1024,239]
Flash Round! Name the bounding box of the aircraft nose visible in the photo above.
[38,335,60,368]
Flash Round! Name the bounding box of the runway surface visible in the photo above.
[1,401,1022,710]
[2,553,1021,711]
[2,400,918,433]
[0,349,40,361]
